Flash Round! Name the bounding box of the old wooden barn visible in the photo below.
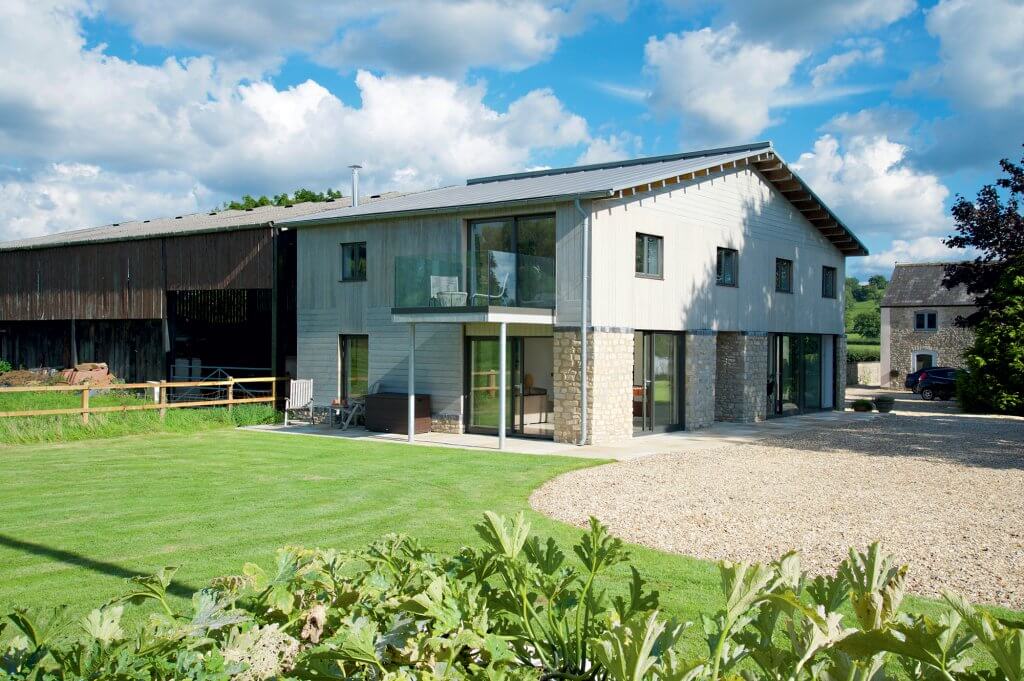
[0,201,346,382]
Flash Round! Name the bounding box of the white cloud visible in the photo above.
[98,0,629,76]
[824,105,918,142]
[923,0,1024,110]
[0,0,602,239]
[575,133,643,165]
[645,25,805,144]
[810,43,884,87]
[666,0,916,46]
[792,134,951,238]
[853,236,968,277]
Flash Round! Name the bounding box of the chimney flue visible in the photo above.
[349,164,362,208]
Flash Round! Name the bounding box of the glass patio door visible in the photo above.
[468,337,520,433]
[633,331,683,433]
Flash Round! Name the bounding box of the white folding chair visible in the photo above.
[284,379,314,426]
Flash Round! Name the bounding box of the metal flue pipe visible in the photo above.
[349,165,362,207]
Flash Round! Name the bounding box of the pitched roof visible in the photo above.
[881,263,976,307]
[281,142,868,256]
[0,198,366,252]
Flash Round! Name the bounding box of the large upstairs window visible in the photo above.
[469,214,555,307]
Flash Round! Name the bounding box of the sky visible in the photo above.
[0,0,1021,277]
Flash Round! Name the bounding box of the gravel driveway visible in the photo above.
[532,391,1024,607]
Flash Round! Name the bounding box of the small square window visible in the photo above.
[340,242,367,281]
[716,247,738,287]
[635,233,663,278]
[822,266,837,298]
[914,311,937,331]
[775,258,793,293]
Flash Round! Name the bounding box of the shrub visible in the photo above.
[0,359,11,374]
[3,513,1020,681]
[847,345,880,362]
[852,399,874,412]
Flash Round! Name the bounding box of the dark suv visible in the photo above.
[918,368,964,400]
[905,366,956,392]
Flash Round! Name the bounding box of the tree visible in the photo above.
[223,187,344,211]
[851,310,881,339]
[943,145,1024,327]
[956,257,1024,415]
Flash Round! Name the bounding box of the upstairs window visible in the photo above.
[716,247,738,287]
[822,266,837,298]
[775,258,793,293]
[915,311,938,331]
[635,233,663,278]
[341,242,367,281]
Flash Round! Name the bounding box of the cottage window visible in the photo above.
[775,258,793,293]
[635,234,663,278]
[822,266,837,298]
[716,247,738,287]
[915,311,937,331]
[340,242,367,281]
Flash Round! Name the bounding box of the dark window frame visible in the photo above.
[339,334,369,402]
[340,241,367,282]
[716,247,739,287]
[775,258,794,293]
[635,233,664,279]
[466,212,556,308]
[822,266,837,299]
[914,310,938,331]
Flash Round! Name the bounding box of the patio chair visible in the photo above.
[471,272,511,305]
[331,381,380,430]
[284,379,314,426]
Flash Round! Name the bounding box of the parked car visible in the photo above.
[918,368,964,400]
[905,366,956,392]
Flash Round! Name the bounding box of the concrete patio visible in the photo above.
[244,408,877,460]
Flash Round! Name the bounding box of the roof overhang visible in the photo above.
[391,306,554,325]
[599,149,868,257]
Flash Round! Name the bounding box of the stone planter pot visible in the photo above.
[852,401,873,412]
[873,397,895,413]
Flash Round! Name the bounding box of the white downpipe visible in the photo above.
[498,321,507,450]
[573,198,589,446]
[408,323,415,443]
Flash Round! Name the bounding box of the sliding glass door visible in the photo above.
[468,214,555,308]
[467,335,554,439]
[768,334,824,416]
[633,331,684,433]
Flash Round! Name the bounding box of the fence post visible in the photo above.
[227,379,234,413]
[81,386,89,425]
[271,378,278,410]
[159,381,166,421]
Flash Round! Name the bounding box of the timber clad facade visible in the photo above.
[287,142,864,446]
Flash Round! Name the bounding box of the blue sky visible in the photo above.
[0,0,1021,277]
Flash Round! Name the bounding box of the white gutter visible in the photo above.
[573,197,589,446]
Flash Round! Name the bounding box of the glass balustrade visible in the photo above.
[394,250,554,309]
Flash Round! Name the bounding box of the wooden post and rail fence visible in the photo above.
[0,377,283,424]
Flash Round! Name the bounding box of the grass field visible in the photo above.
[3,428,1012,662]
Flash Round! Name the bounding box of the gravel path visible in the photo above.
[532,396,1024,607]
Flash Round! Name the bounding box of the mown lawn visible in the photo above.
[0,429,1016,660]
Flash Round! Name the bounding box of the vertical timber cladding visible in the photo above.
[0,227,276,381]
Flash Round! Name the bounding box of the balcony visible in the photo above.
[393,250,555,322]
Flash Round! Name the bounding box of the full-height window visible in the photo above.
[775,258,793,293]
[468,214,555,307]
[339,335,369,401]
[822,266,837,298]
[716,247,738,287]
[340,242,367,281]
[915,311,937,331]
[635,234,663,278]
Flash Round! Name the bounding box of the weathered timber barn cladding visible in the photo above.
[0,200,351,382]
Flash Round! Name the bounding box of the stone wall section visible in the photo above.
[553,328,633,445]
[715,332,768,423]
[430,413,463,434]
[885,306,975,385]
[835,335,847,409]
[684,331,716,429]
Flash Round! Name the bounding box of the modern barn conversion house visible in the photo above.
[284,142,867,447]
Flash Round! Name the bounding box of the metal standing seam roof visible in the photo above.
[880,262,976,307]
[278,141,868,256]
[0,198,359,252]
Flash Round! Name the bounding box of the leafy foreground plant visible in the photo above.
[2,512,1021,681]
